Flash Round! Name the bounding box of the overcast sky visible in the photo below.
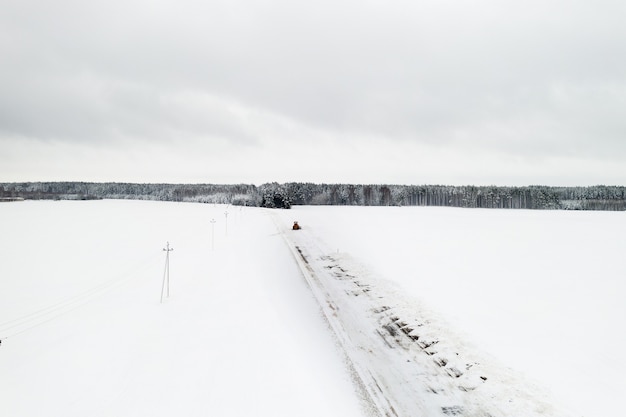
[2,0,625,186]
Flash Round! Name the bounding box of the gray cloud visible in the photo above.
[2,0,626,184]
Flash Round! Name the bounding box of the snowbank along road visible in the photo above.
[273,210,574,417]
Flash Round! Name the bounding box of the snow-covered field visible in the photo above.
[274,206,626,417]
[1,200,624,416]
[0,200,364,417]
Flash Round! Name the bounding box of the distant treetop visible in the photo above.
[1,182,624,211]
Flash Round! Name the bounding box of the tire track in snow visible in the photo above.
[273,216,465,416]
[272,212,575,417]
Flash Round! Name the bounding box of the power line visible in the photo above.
[0,251,160,341]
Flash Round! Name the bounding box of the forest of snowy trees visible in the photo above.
[1,182,625,211]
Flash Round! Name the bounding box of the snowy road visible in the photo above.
[2,201,622,416]
[273,210,574,417]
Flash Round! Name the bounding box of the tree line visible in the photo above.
[1,182,625,211]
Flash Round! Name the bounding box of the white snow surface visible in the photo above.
[0,200,364,417]
[1,200,624,417]
[274,205,626,417]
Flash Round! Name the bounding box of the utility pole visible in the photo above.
[161,242,173,303]
[224,211,229,236]
[210,218,216,250]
